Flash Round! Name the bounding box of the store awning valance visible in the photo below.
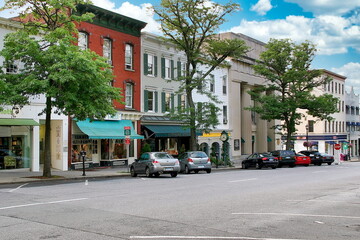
[0,118,39,126]
[76,119,143,139]
[144,125,200,138]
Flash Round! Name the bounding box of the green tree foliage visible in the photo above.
[152,0,249,150]
[247,38,339,150]
[0,0,122,177]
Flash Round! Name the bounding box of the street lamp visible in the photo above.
[305,124,309,151]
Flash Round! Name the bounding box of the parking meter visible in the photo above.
[80,151,86,176]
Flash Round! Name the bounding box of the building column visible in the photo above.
[31,125,40,172]
[241,84,252,154]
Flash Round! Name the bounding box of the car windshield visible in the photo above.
[154,153,173,159]
[259,153,272,157]
[190,152,207,158]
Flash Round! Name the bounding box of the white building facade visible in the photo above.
[345,87,360,158]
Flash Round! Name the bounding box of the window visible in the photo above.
[125,83,133,108]
[125,44,133,70]
[165,58,171,79]
[144,90,157,112]
[325,121,327,133]
[6,63,18,74]
[162,92,173,112]
[335,82,337,93]
[144,53,157,76]
[209,74,215,93]
[180,94,186,109]
[222,75,227,95]
[308,120,314,132]
[161,57,174,79]
[223,105,228,124]
[165,93,172,112]
[78,32,88,50]
[103,38,112,65]
[196,71,203,91]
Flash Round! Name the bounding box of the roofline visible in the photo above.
[320,69,347,80]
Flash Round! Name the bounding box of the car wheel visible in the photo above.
[271,166,276,169]
[327,163,332,165]
[206,169,211,173]
[242,162,248,169]
[194,170,199,174]
[153,172,160,177]
[304,164,309,167]
[130,167,137,177]
[289,164,295,168]
[170,172,178,177]
[185,165,191,174]
[145,167,152,178]
[256,163,262,169]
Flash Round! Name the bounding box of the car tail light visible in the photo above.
[152,160,159,164]
[207,158,211,163]
[278,157,283,160]
[187,158,194,162]
[274,157,278,160]
[261,157,268,160]
[176,160,179,164]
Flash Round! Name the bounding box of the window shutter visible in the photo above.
[161,92,166,113]
[171,60,174,80]
[171,93,175,110]
[144,90,148,112]
[155,91,158,112]
[177,61,181,78]
[144,54,148,75]
[154,56,158,77]
[161,57,165,79]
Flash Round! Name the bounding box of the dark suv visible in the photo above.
[270,150,296,167]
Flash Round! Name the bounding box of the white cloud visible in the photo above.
[92,1,161,34]
[250,0,273,16]
[285,0,360,16]
[227,15,360,56]
[332,63,360,95]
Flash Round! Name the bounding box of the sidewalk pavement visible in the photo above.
[0,157,359,185]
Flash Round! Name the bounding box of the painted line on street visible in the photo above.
[8,183,29,192]
[231,212,360,220]
[130,236,303,240]
[0,198,88,210]
[228,178,257,183]
[312,171,327,174]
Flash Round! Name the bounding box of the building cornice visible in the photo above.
[75,4,147,37]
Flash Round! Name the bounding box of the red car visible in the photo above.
[295,153,311,166]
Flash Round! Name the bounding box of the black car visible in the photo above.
[242,153,278,169]
[270,150,296,167]
[299,150,323,165]
[300,151,334,165]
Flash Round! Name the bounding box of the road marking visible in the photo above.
[232,212,360,220]
[0,198,88,210]
[312,171,327,173]
[8,183,28,192]
[228,178,257,183]
[130,236,302,240]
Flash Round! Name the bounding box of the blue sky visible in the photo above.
[1,0,360,94]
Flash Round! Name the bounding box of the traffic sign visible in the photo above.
[125,137,131,145]
[334,144,341,150]
[124,126,131,136]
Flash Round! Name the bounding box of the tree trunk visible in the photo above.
[43,96,52,177]
[187,87,198,151]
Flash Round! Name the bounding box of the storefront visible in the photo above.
[0,118,39,170]
[71,118,143,169]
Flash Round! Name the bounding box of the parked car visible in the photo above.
[299,150,323,165]
[242,152,278,169]
[319,152,335,165]
[270,150,296,167]
[130,152,180,178]
[178,151,211,174]
[295,153,311,166]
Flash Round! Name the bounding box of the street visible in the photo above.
[1,162,360,240]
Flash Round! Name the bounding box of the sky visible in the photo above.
[1,0,360,95]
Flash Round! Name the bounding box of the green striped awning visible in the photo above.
[0,119,39,126]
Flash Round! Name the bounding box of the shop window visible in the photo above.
[101,139,134,160]
[125,43,133,70]
[103,38,112,65]
[78,32,88,50]
[125,83,133,109]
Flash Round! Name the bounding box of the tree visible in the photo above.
[247,38,339,150]
[152,0,249,150]
[0,0,122,177]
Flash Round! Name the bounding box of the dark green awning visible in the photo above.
[0,119,39,126]
[144,125,199,138]
[76,119,144,139]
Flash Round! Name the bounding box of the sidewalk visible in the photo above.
[1,158,358,185]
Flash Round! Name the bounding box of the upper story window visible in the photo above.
[209,74,215,93]
[6,63,18,74]
[223,105,228,124]
[103,38,112,65]
[222,75,227,95]
[161,57,174,80]
[125,44,134,70]
[144,90,157,112]
[78,32,88,50]
[162,92,173,113]
[308,120,315,132]
[144,53,157,76]
[125,83,133,108]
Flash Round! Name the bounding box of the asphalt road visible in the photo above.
[0,162,360,240]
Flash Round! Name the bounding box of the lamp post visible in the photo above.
[305,124,309,151]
